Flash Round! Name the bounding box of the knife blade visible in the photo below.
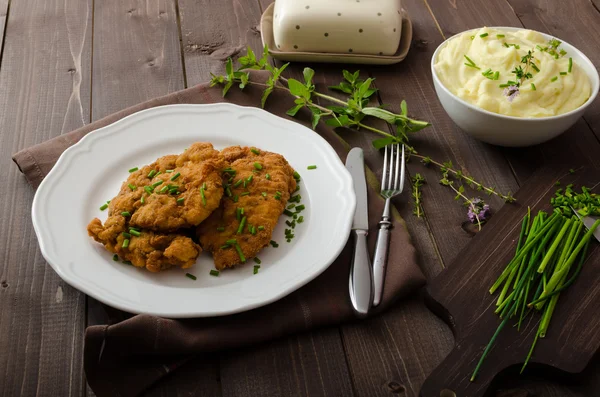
[571,206,600,243]
[345,148,373,317]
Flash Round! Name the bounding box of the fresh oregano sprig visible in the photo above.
[210,45,516,221]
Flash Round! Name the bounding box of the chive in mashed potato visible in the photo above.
[434,27,591,117]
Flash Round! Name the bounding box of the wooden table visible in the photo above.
[1,0,599,396]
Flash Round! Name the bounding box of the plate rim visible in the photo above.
[31,103,356,318]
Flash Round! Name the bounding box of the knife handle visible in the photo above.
[349,229,373,318]
[372,219,392,307]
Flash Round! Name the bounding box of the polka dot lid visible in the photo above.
[272,0,403,56]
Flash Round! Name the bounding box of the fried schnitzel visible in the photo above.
[88,215,201,272]
[197,146,297,270]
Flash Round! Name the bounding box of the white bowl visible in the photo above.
[430,27,600,147]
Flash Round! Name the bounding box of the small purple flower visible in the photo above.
[468,198,491,224]
[503,85,520,102]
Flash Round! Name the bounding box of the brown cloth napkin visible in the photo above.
[13,70,425,397]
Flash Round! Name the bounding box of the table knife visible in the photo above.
[571,206,600,243]
[345,148,373,318]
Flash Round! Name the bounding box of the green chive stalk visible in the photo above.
[537,217,572,273]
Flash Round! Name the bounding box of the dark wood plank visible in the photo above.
[0,0,8,53]
[0,0,92,396]
[505,0,600,139]
[178,0,264,86]
[220,329,354,397]
[91,0,185,120]
[177,1,357,396]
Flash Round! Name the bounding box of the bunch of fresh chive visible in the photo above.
[471,186,600,381]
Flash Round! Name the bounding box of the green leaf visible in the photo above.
[238,72,249,89]
[329,82,353,94]
[286,103,304,117]
[311,111,321,129]
[352,70,360,83]
[261,87,273,108]
[287,78,309,99]
[407,120,431,133]
[343,70,354,83]
[358,78,373,99]
[372,137,396,149]
[303,68,315,85]
[325,115,352,128]
[326,105,348,114]
[259,44,269,67]
[273,63,289,80]
[401,100,408,116]
[364,88,378,98]
[294,98,305,105]
[459,185,465,193]
[225,58,233,77]
[362,107,397,123]
[222,80,233,97]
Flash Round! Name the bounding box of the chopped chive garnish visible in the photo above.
[531,63,540,72]
[496,34,505,38]
[265,173,271,180]
[293,214,298,219]
[140,195,145,204]
[222,168,236,175]
[233,195,239,203]
[177,197,185,205]
[241,192,250,196]
[128,184,136,190]
[251,226,256,235]
[251,148,260,155]
[253,265,260,274]
[253,162,263,170]
[286,220,294,227]
[463,55,480,69]
[568,57,572,73]
[464,63,480,70]
[262,192,267,197]
[202,182,207,190]
[504,42,509,48]
[470,35,475,40]
[155,171,162,176]
[226,239,237,245]
[499,83,510,88]
[129,227,139,232]
[237,216,247,234]
[217,226,225,232]
[287,204,295,210]
[121,211,131,217]
[507,80,517,85]
[128,167,139,173]
[220,244,230,249]
[531,83,536,91]
[165,170,174,173]
[210,270,220,277]
[144,186,154,194]
[151,180,163,188]
[233,179,243,188]
[122,232,131,238]
[234,243,246,263]
[112,254,119,261]
[493,71,499,80]
[236,207,242,221]
[148,170,157,178]
[294,186,300,192]
[297,216,304,223]
[293,171,301,181]
[560,72,567,75]
[551,76,558,82]
[170,172,181,181]
[243,180,247,188]
[307,165,317,170]
[480,33,488,38]
[200,187,206,206]
[226,187,232,197]
[186,273,197,280]
[247,175,254,183]
[295,204,305,212]
[129,229,141,237]
[122,260,133,266]
[122,239,130,248]
[270,240,279,248]
[158,186,168,193]
[284,209,295,217]
[240,208,245,215]
[258,226,265,231]
[288,194,301,203]
[274,195,281,200]
[100,203,109,211]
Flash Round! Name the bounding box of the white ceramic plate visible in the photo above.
[32,104,356,318]
[260,3,413,65]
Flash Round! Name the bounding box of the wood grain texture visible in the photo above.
[91,0,184,120]
[0,0,8,55]
[0,0,92,396]
[178,0,264,85]
[506,0,600,138]
[421,167,600,397]
[220,329,355,397]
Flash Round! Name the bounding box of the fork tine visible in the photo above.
[387,144,395,191]
[393,144,401,190]
[399,145,406,193]
[381,145,388,191]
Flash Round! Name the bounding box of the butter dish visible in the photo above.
[260,3,412,65]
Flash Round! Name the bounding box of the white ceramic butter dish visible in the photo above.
[261,3,412,65]
[272,0,403,56]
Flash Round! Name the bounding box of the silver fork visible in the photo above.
[373,144,406,306]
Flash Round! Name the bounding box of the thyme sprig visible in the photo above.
[411,174,426,218]
[210,45,516,221]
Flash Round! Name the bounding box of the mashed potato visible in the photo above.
[434,27,591,117]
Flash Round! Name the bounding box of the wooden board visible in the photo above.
[420,166,600,397]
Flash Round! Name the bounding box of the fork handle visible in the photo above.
[372,217,392,306]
